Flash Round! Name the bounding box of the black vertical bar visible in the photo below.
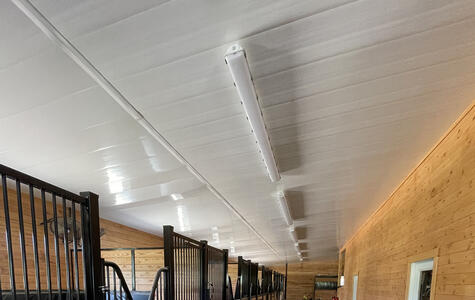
[2,175,17,300]
[113,269,117,300]
[174,237,177,300]
[113,270,117,300]
[184,243,187,300]
[180,239,184,300]
[223,250,228,300]
[52,194,63,300]
[29,185,41,300]
[131,249,136,291]
[16,180,30,299]
[41,189,53,300]
[191,247,193,300]
[106,266,110,300]
[63,198,72,300]
[163,226,175,300]
[200,241,208,300]
[80,192,102,300]
[180,238,183,300]
[175,237,179,300]
[249,262,251,299]
[284,264,287,300]
[71,203,81,300]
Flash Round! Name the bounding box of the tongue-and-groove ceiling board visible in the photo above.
[1,0,475,263]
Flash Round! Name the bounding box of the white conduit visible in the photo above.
[12,0,280,257]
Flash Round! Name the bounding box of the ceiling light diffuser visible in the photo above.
[289,225,298,243]
[171,193,184,201]
[277,192,292,226]
[225,44,280,182]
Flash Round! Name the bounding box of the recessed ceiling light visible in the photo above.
[171,193,184,201]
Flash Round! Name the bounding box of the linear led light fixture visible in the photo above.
[225,44,280,182]
[12,0,281,258]
[277,192,292,226]
[289,225,298,243]
[294,242,300,252]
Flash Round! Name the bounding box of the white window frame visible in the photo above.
[407,258,434,300]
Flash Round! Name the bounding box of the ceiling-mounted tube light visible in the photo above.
[225,44,280,182]
[289,225,298,243]
[277,192,292,226]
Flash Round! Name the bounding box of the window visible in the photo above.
[338,250,346,287]
[352,275,358,300]
[407,259,434,300]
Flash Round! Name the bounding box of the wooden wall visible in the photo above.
[338,102,475,300]
[272,260,339,300]
[228,262,238,295]
[100,219,163,248]
[135,249,164,291]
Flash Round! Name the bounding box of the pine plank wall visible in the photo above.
[338,101,475,300]
[272,261,338,300]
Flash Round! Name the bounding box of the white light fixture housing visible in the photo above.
[289,225,298,243]
[225,44,280,182]
[277,192,292,226]
[170,193,184,201]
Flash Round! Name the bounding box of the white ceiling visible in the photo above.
[1,0,475,263]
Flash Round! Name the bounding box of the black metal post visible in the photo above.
[284,264,288,300]
[131,249,136,291]
[200,240,208,300]
[222,250,228,300]
[164,225,175,300]
[80,192,102,300]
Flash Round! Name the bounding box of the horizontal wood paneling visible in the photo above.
[135,249,164,291]
[101,250,133,287]
[228,263,238,295]
[338,101,475,300]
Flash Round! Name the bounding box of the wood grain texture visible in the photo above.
[272,260,338,300]
[100,218,163,248]
[338,101,475,300]
[135,249,164,291]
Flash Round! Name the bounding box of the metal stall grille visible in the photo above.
[236,257,250,300]
[163,226,202,300]
[147,267,168,300]
[249,264,258,297]
[102,260,133,300]
[206,246,227,300]
[261,268,273,300]
[0,164,102,300]
[163,226,228,300]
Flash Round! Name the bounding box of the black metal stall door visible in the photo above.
[0,164,102,300]
[163,226,227,300]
